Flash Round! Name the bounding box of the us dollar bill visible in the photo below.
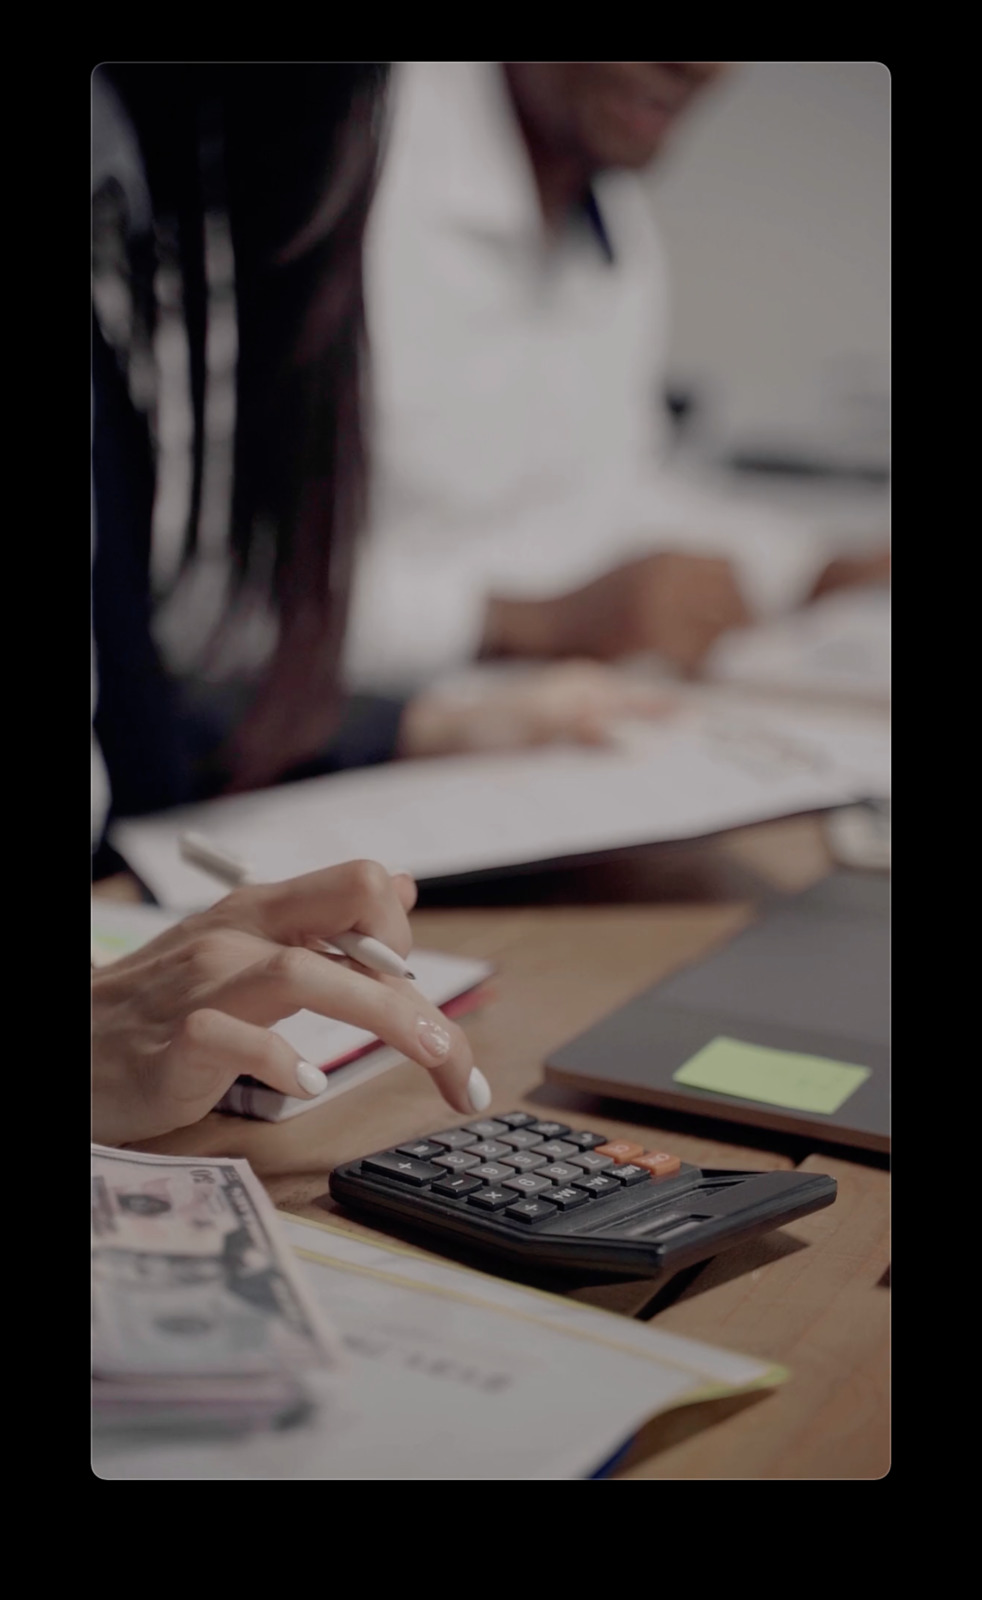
[92,1145,339,1381]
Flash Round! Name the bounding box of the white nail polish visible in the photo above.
[296,1061,325,1097]
[417,1017,452,1060]
[467,1068,492,1112]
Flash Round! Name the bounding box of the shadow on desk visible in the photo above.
[416,819,832,911]
[633,1230,809,1320]
[316,1189,809,1321]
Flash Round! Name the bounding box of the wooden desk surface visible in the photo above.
[100,815,890,1480]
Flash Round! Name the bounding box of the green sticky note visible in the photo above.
[673,1036,871,1116]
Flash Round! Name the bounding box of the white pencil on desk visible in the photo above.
[178,832,416,980]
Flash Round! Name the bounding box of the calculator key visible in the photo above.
[396,1140,446,1161]
[530,1139,577,1162]
[503,1173,553,1196]
[563,1130,607,1151]
[498,1111,537,1129]
[432,1174,482,1199]
[596,1140,645,1165]
[506,1199,558,1225]
[464,1140,511,1161]
[538,1162,582,1185]
[498,1129,542,1150]
[363,1153,445,1187]
[542,1185,591,1211]
[468,1186,512,1211]
[605,1164,650,1187]
[463,1119,509,1139]
[635,1151,682,1178]
[433,1151,481,1172]
[501,1150,548,1172]
[430,1128,477,1150]
[572,1173,622,1198]
[527,1121,570,1139]
[570,1151,614,1173]
[471,1163,513,1184]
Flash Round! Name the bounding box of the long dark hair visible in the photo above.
[98,63,389,791]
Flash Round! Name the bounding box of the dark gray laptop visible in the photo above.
[545,871,889,1153]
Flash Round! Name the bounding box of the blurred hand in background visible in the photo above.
[400,661,674,757]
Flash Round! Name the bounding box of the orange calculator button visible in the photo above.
[636,1151,681,1177]
[595,1140,645,1164]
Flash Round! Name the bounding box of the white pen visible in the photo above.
[178,832,416,980]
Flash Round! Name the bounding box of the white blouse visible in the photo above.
[344,62,829,695]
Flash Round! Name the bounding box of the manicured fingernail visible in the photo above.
[417,1017,452,1060]
[390,867,414,879]
[296,1061,325,1097]
[467,1068,492,1112]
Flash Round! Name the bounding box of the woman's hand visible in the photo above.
[808,545,891,603]
[480,554,751,675]
[399,661,674,757]
[92,861,488,1146]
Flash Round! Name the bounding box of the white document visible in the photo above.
[91,900,493,1120]
[93,1214,783,1480]
[110,699,889,906]
[705,587,891,706]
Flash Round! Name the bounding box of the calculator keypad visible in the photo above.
[433,1151,481,1173]
[563,1130,607,1151]
[432,1174,482,1198]
[468,1187,512,1211]
[498,1129,542,1151]
[352,1117,696,1232]
[530,1140,577,1162]
[501,1151,548,1173]
[362,1153,445,1186]
[397,1140,446,1161]
[596,1140,645,1164]
[431,1128,476,1150]
[506,1199,557,1225]
[635,1151,682,1177]
[542,1186,591,1211]
[464,1140,512,1161]
[334,1115,838,1273]
[573,1173,622,1199]
[470,1162,513,1184]
[538,1162,582,1185]
[503,1172,554,1196]
[608,1164,650,1187]
[570,1151,614,1173]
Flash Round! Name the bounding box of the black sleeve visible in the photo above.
[323,693,408,770]
[280,693,408,783]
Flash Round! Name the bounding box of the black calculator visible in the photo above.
[329,1111,837,1281]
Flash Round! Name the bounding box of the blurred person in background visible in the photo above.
[344,61,890,699]
[92,63,667,1144]
[93,63,668,861]
[92,63,484,1145]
